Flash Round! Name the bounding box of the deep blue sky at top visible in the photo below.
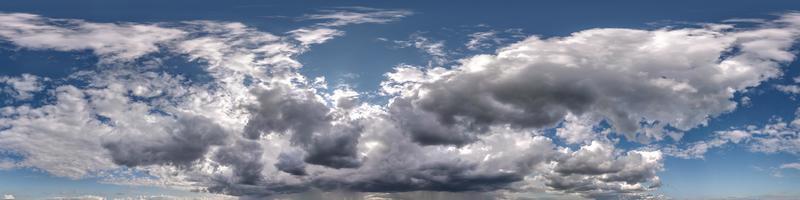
[3,0,797,93]
[1,1,800,199]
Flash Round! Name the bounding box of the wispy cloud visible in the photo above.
[301,7,412,27]
[392,33,448,65]
[288,28,344,46]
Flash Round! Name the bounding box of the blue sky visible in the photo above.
[1,1,800,200]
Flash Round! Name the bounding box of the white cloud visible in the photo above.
[0,74,46,100]
[288,28,344,46]
[776,84,800,94]
[48,195,105,200]
[301,7,412,27]
[556,114,605,144]
[393,33,448,65]
[0,85,117,178]
[0,13,185,61]
[666,107,800,159]
[781,162,800,170]
[466,31,499,50]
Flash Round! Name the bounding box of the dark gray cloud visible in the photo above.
[102,115,228,167]
[244,86,331,144]
[313,161,523,192]
[388,98,477,146]
[303,124,363,169]
[275,151,307,176]
[212,139,266,188]
[245,85,363,169]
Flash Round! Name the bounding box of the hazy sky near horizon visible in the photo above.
[1,1,800,199]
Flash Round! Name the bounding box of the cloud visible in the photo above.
[288,28,344,46]
[775,75,800,95]
[0,85,117,178]
[46,195,234,200]
[301,7,412,27]
[776,84,800,94]
[274,150,307,176]
[393,33,448,65]
[665,107,800,159]
[464,28,527,52]
[466,31,500,50]
[780,162,800,170]
[48,195,105,200]
[0,13,185,61]
[545,142,663,198]
[0,73,46,100]
[102,114,230,167]
[382,13,800,146]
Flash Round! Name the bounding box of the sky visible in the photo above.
[1,1,800,200]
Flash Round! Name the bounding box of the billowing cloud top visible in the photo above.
[0,9,799,200]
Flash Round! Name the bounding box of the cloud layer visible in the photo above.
[0,10,799,200]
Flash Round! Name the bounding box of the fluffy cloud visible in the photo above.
[775,75,800,95]
[382,14,800,146]
[0,85,117,178]
[0,11,799,200]
[0,73,46,100]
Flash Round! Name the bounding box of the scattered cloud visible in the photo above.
[466,31,500,50]
[301,7,412,27]
[665,107,800,159]
[775,76,800,95]
[288,28,344,46]
[0,73,46,100]
[392,33,448,66]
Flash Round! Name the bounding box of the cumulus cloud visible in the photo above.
[102,115,229,167]
[0,85,117,178]
[382,13,800,146]
[0,73,46,100]
[0,11,799,200]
